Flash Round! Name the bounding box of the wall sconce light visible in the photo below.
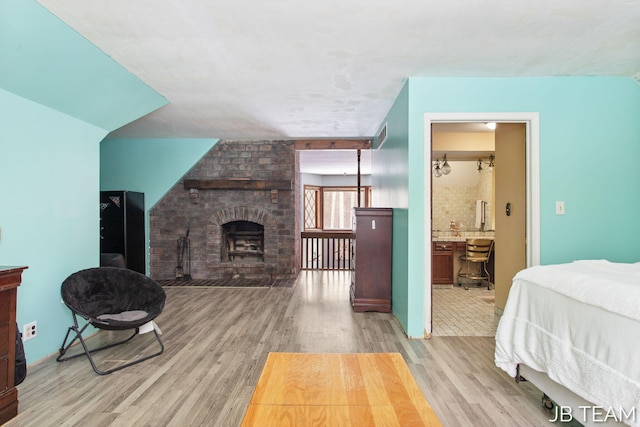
[477,154,495,173]
[433,161,442,177]
[441,154,451,175]
[433,154,452,178]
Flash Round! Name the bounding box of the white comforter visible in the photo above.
[495,260,640,425]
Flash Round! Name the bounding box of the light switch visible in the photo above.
[556,201,565,215]
[371,220,376,229]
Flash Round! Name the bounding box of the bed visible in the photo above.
[494,260,640,427]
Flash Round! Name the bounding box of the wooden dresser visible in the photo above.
[350,208,392,312]
[0,266,27,425]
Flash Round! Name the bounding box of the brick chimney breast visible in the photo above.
[149,140,299,280]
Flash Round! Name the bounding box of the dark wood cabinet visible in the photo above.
[0,266,27,425]
[432,240,495,286]
[350,208,392,312]
[100,191,145,273]
[432,242,454,284]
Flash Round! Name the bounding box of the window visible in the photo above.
[323,188,359,230]
[304,185,370,231]
[304,186,321,229]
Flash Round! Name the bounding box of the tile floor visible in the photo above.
[431,284,501,336]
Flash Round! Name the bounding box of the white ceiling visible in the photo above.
[37,0,640,142]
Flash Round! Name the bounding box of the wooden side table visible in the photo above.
[241,352,442,426]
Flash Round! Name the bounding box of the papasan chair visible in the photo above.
[56,267,166,375]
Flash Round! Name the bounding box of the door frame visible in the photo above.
[423,112,540,335]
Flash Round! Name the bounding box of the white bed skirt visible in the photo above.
[495,261,640,427]
[519,365,630,426]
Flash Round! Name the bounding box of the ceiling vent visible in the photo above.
[376,123,388,149]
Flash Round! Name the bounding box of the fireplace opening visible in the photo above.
[221,221,264,262]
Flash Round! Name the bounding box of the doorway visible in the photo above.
[424,113,540,336]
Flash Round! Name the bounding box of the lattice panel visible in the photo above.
[304,189,317,229]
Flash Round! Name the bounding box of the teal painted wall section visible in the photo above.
[0,0,168,131]
[408,77,640,265]
[0,1,174,364]
[100,138,219,272]
[0,88,107,363]
[373,82,410,209]
[100,138,218,209]
[372,82,416,334]
[376,76,640,336]
[390,208,410,330]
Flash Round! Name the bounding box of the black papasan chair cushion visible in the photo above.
[61,267,166,330]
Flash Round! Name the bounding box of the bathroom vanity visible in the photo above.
[431,236,494,286]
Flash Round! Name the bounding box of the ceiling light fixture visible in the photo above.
[486,122,497,130]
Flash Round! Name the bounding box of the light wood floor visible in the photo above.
[7,271,554,426]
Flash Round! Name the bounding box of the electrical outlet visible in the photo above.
[23,321,37,341]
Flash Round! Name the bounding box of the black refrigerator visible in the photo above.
[100,191,145,274]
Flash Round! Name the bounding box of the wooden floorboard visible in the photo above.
[7,271,554,427]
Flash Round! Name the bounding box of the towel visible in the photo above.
[475,200,485,229]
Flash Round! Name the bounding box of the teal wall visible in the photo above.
[100,138,219,272]
[100,138,218,210]
[0,88,106,362]
[0,1,168,363]
[371,82,415,334]
[0,0,167,130]
[375,76,640,336]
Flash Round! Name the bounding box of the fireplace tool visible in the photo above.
[176,229,191,280]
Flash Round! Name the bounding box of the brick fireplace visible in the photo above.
[149,140,300,280]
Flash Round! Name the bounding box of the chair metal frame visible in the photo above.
[57,312,164,375]
[457,238,494,290]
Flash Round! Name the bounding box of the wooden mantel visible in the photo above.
[184,179,292,191]
[293,139,371,150]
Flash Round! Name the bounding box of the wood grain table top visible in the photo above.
[241,352,442,426]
